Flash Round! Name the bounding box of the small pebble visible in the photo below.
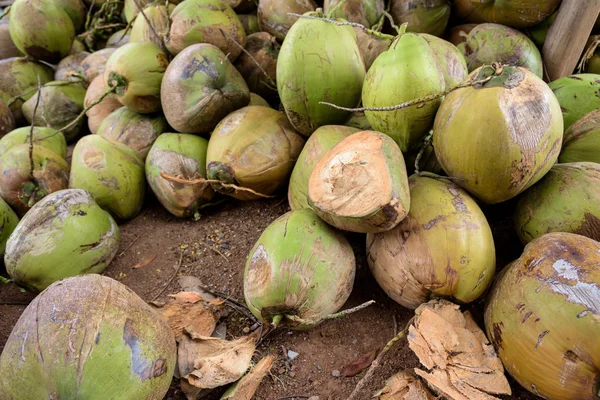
[221,243,230,250]
[316,364,323,372]
[278,368,286,375]
[352,339,357,344]
[289,371,296,378]
[331,370,341,377]
[242,327,250,334]
[287,350,299,360]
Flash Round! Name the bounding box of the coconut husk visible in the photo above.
[220,355,275,399]
[375,371,436,400]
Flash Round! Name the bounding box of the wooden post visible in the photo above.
[543,0,600,81]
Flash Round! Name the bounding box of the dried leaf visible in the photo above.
[408,299,511,400]
[132,254,157,269]
[375,371,436,400]
[178,331,255,389]
[220,355,275,399]
[342,350,377,377]
[180,377,212,400]
[154,291,217,341]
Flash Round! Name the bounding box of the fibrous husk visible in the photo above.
[0,196,18,257]
[446,24,477,46]
[0,126,67,158]
[54,51,90,82]
[559,108,600,164]
[0,98,15,137]
[390,0,451,37]
[549,73,600,131]
[130,2,174,48]
[238,14,260,36]
[220,355,275,400]
[79,48,116,84]
[0,14,21,60]
[234,32,279,101]
[84,75,123,134]
[408,299,511,400]
[324,0,384,28]
[354,28,393,71]
[375,371,436,400]
[106,29,130,48]
[452,0,560,28]
[257,0,317,42]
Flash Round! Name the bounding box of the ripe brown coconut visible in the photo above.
[0,99,15,137]
[354,28,393,71]
[390,0,451,37]
[453,0,561,28]
[324,0,385,28]
[78,48,116,84]
[0,14,21,60]
[234,32,279,101]
[84,75,123,134]
[257,0,317,42]
[54,51,90,82]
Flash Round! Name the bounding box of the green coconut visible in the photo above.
[346,111,371,130]
[354,28,393,71]
[249,93,270,107]
[238,14,260,36]
[362,32,445,152]
[104,42,168,114]
[308,130,410,233]
[324,0,384,28]
[79,48,116,84]
[130,2,174,48]
[0,57,54,124]
[288,125,360,210]
[69,39,86,55]
[206,106,304,200]
[106,29,130,48]
[234,32,279,101]
[4,189,120,292]
[549,73,600,131]
[53,0,87,33]
[69,135,146,221]
[84,75,123,135]
[559,109,600,164]
[0,144,69,216]
[166,0,246,60]
[22,81,87,143]
[0,14,21,60]
[54,51,90,82]
[527,12,556,48]
[244,208,356,329]
[161,43,250,134]
[123,0,154,23]
[367,175,496,309]
[484,232,600,400]
[457,23,543,78]
[97,106,167,161]
[146,133,215,218]
[390,0,451,37]
[257,0,316,42]
[0,127,67,158]
[0,274,176,399]
[277,10,365,136]
[0,98,15,137]
[433,66,563,204]
[419,33,468,89]
[0,197,18,257]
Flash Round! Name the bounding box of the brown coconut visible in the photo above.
[84,75,123,134]
[234,32,279,101]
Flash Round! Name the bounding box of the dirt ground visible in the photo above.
[0,191,537,400]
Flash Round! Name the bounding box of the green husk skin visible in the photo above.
[4,189,120,292]
[367,175,496,309]
[238,14,260,36]
[55,52,91,82]
[0,57,54,124]
[0,196,18,256]
[106,29,130,48]
[277,11,366,136]
[362,33,445,152]
[79,48,116,84]
[457,23,543,78]
[257,0,316,42]
[206,106,305,200]
[0,98,15,137]
[288,125,359,210]
[9,0,75,63]
[130,3,175,48]
[549,74,600,132]
[146,133,215,218]
[560,109,600,164]
[434,66,563,204]
[514,163,600,244]
[0,274,176,400]
[69,135,146,221]
[160,43,250,134]
[419,33,468,89]
[166,0,246,60]
[457,0,561,28]
[0,127,67,158]
[22,81,86,143]
[527,11,556,48]
[97,107,167,161]
[390,0,451,37]
[53,0,87,33]
[324,0,384,28]
[104,42,168,114]
[69,39,86,54]
[0,144,70,216]
[234,32,279,101]
[249,93,270,107]
[124,0,154,23]
[244,209,356,330]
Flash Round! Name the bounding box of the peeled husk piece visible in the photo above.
[257,0,317,42]
[560,109,600,163]
[79,48,116,84]
[206,106,304,200]
[288,125,359,210]
[84,75,123,134]
[130,2,174,48]
[375,371,436,400]
[238,14,260,36]
[420,34,468,89]
[324,0,384,28]
[0,274,176,400]
[433,66,563,204]
[22,81,86,143]
[106,29,130,48]
[146,133,215,218]
[55,51,90,82]
[166,0,246,60]
[446,23,477,46]
[390,0,451,37]
[354,28,393,71]
[97,106,167,160]
[249,92,269,107]
[0,98,15,137]
[161,43,250,134]
[484,232,600,400]
[457,23,543,78]
[69,135,146,221]
[308,130,410,233]
[0,15,21,60]
[234,32,279,101]
[4,189,120,292]
[244,209,356,329]
[0,197,18,257]
[0,127,67,158]
[367,175,495,309]
[220,355,274,400]
[549,73,600,131]
[452,0,560,28]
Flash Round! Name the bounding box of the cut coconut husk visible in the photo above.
[457,23,543,78]
[514,162,600,244]
[206,106,305,201]
[220,355,275,400]
[0,144,69,216]
[0,14,21,60]
[257,0,317,42]
[8,0,75,63]
[324,0,384,28]
[0,196,18,257]
[446,23,477,46]
[97,106,167,160]
[560,109,600,163]
[419,33,468,89]
[79,47,116,84]
[308,130,410,233]
[485,232,600,400]
[178,331,255,389]
[288,125,359,210]
[54,51,90,82]
[106,28,130,48]
[146,133,215,218]
[452,0,560,28]
[130,2,174,48]
[549,73,600,132]
[0,98,14,137]
[161,43,249,134]
[5,189,120,292]
[244,209,356,329]
[69,134,146,221]
[346,111,371,130]
[84,75,123,134]
[375,371,436,400]
[166,0,246,60]
[22,80,87,143]
[104,42,168,114]
[354,27,393,71]
[409,299,511,400]
[234,32,279,101]
[0,126,67,158]
[238,14,260,36]
[367,175,495,309]
[249,92,270,107]
[0,274,176,399]
[390,0,451,37]
[433,65,563,204]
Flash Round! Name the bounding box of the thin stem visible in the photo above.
[77,23,126,40]
[28,75,42,181]
[0,5,10,19]
[133,0,163,48]
[287,12,392,40]
[414,130,433,175]
[160,172,276,199]
[7,81,82,108]
[326,0,348,18]
[287,300,375,326]
[382,10,400,34]
[53,86,116,136]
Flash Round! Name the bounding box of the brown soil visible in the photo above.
[0,193,536,400]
